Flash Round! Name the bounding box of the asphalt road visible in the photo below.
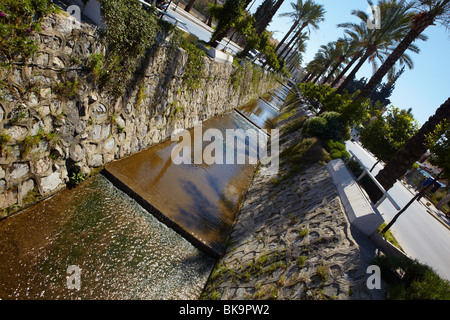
[162,4,243,55]
[345,140,450,281]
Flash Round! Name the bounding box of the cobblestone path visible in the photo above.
[201,97,379,300]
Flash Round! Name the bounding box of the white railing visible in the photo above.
[134,0,186,26]
[347,150,401,211]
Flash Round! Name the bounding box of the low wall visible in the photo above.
[0,11,280,217]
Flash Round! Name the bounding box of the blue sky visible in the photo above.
[254,0,450,126]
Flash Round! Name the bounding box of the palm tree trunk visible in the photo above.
[302,72,314,83]
[369,159,381,172]
[206,0,218,26]
[281,36,301,62]
[330,50,362,88]
[240,0,284,58]
[277,22,306,59]
[321,56,344,84]
[374,97,450,198]
[255,0,285,34]
[336,49,371,94]
[312,62,331,84]
[275,20,300,52]
[184,0,196,12]
[358,15,435,99]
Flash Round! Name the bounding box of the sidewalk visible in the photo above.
[165,4,242,55]
[202,93,385,300]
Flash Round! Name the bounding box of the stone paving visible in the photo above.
[201,94,383,300]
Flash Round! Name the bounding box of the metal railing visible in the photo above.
[347,150,401,211]
[134,0,186,26]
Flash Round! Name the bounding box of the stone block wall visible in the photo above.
[0,12,280,216]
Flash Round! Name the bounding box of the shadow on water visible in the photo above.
[103,110,267,257]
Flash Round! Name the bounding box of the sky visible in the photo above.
[250,0,450,126]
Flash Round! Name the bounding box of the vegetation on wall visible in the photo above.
[0,0,57,64]
[97,0,160,96]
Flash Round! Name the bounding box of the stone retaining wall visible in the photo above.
[0,12,280,216]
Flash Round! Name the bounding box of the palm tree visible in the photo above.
[275,0,325,52]
[276,0,325,59]
[320,37,353,84]
[285,33,308,70]
[255,0,285,34]
[359,0,450,99]
[336,0,422,94]
[279,31,309,62]
[238,0,285,57]
[374,97,450,198]
[380,98,449,233]
[310,41,342,84]
[208,0,247,47]
[301,57,323,82]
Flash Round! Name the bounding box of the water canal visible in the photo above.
[0,85,291,299]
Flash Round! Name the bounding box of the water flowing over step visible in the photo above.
[103,88,288,258]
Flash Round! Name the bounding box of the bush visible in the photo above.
[0,0,56,62]
[302,116,327,138]
[325,139,350,160]
[302,112,349,142]
[373,254,450,300]
[98,0,159,96]
[298,82,370,127]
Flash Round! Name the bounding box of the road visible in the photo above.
[161,4,243,55]
[345,140,450,281]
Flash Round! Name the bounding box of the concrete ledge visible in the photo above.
[369,232,407,258]
[327,158,384,236]
[206,47,233,64]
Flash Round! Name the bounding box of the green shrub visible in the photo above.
[325,139,350,160]
[98,0,159,96]
[302,116,327,137]
[179,38,206,90]
[88,53,104,82]
[303,112,349,142]
[373,254,450,300]
[0,0,56,63]
[298,83,370,127]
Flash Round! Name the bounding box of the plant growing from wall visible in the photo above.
[20,128,60,157]
[54,78,81,101]
[97,0,159,96]
[229,59,243,91]
[87,53,104,83]
[0,0,56,64]
[178,38,207,90]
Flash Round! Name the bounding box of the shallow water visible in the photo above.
[105,111,265,256]
[0,175,215,299]
[236,99,279,130]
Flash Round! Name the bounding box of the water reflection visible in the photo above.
[236,99,278,130]
[105,112,262,257]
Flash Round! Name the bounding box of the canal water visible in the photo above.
[0,86,288,299]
